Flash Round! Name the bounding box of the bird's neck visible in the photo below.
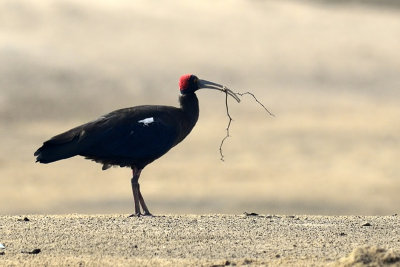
[177,93,199,140]
[179,91,199,111]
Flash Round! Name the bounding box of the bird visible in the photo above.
[34,74,240,216]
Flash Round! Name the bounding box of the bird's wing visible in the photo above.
[35,106,180,165]
[78,107,180,160]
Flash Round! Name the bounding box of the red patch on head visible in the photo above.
[179,74,192,91]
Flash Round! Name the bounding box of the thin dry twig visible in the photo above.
[219,88,274,161]
[219,90,233,161]
[236,91,275,117]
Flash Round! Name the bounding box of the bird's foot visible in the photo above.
[128,213,142,218]
[128,212,153,218]
[142,211,153,216]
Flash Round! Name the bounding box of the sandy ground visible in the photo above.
[1,214,400,266]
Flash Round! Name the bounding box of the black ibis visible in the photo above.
[34,74,240,216]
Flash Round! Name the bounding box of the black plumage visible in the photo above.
[34,74,239,216]
[35,99,198,170]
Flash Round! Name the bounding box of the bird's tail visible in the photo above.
[34,130,83,164]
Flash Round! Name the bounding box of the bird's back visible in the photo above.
[35,105,186,170]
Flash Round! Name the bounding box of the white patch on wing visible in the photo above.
[77,130,86,142]
[138,117,154,126]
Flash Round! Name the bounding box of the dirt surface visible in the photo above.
[1,214,399,266]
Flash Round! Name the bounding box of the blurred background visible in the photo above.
[1,0,399,215]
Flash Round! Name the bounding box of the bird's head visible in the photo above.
[179,74,240,102]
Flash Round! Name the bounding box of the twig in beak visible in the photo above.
[236,91,275,117]
[218,88,274,162]
[219,89,233,161]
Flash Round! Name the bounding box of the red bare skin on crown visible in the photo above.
[179,74,192,91]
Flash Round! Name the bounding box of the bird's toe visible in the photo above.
[128,213,142,218]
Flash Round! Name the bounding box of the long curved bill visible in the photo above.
[198,79,241,103]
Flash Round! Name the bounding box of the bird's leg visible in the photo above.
[138,188,152,216]
[129,167,152,217]
[129,167,141,217]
